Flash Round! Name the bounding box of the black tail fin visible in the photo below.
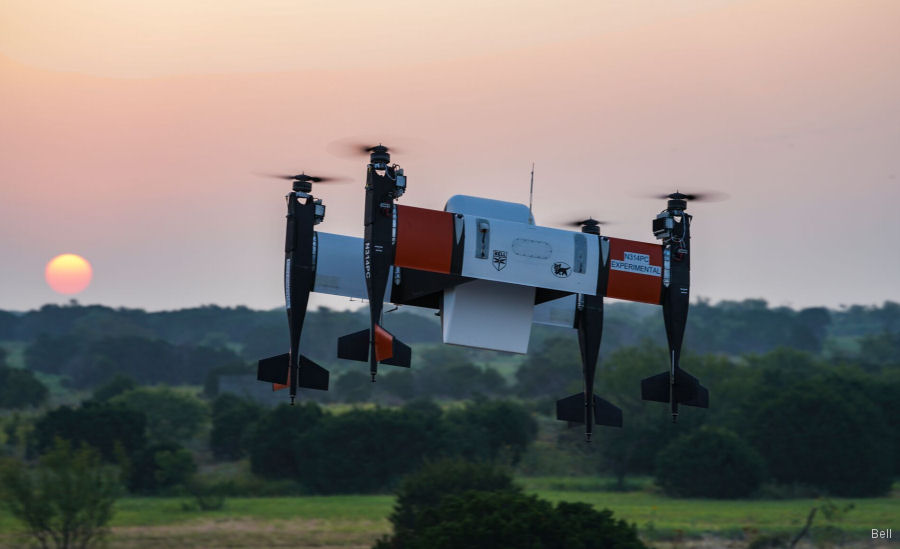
[297,355,329,391]
[556,393,582,424]
[337,329,369,362]
[677,369,709,408]
[257,353,289,385]
[641,369,709,408]
[640,371,670,403]
[556,393,623,427]
[257,353,330,391]
[382,336,411,368]
[594,397,624,427]
[337,326,411,368]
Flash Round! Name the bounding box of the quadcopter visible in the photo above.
[256,144,712,440]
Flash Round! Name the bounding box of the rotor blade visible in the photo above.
[327,135,422,159]
[254,172,351,183]
[256,172,297,181]
[305,175,352,183]
[327,140,398,158]
[562,217,613,227]
[646,190,730,202]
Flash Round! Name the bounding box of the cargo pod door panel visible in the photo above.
[604,237,664,305]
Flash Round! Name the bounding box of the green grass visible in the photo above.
[521,475,654,492]
[534,490,898,538]
[0,495,395,533]
[1,478,897,545]
[114,495,395,525]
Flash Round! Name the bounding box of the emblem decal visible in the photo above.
[552,262,571,278]
[492,250,508,271]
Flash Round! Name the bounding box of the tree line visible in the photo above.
[2,299,898,395]
[1,299,898,501]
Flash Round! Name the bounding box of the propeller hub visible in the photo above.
[368,145,391,165]
[292,180,313,193]
[667,198,687,212]
[580,219,601,235]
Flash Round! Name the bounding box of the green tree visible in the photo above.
[857,331,900,370]
[0,439,121,549]
[209,394,262,460]
[334,372,375,402]
[203,361,255,397]
[514,337,580,398]
[379,370,416,401]
[0,365,49,409]
[869,370,900,475]
[24,333,83,375]
[590,345,709,488]
[746,379,892,496]
[295,407,441,493]
[442,399,537,465]
[248,403,324,480]
[31,403,147,463]
[26,332,244,388]
[655,426,766,498]
[110,387,208,444]
[90,374,136,403]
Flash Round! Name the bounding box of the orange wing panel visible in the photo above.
[605,238,663,305]
[394,205,454,274]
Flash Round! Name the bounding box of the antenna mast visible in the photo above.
[529,162,535,214]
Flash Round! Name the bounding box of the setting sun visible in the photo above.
[45,253,93,295]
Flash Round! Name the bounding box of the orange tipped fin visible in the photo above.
[273,368,290,391]
[373,324,394,362]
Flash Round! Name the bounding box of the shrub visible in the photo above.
[128,442,197,494]
[182,477,227,511]
[388,459,519,536]
[0,440,121,549]
[655,426,765,498]
[376,484,644,549]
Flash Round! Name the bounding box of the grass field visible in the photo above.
[1,479,896,548]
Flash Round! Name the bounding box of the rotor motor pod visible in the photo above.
[368,145,391,168]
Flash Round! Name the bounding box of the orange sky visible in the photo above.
[1,0,899,311]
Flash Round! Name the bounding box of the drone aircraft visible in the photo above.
[256,145,711,440]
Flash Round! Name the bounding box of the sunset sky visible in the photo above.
[1,0,898,312]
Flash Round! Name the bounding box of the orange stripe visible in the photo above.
[394,205,454,274]
[272,367,290,391]
[374,324,394,362]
